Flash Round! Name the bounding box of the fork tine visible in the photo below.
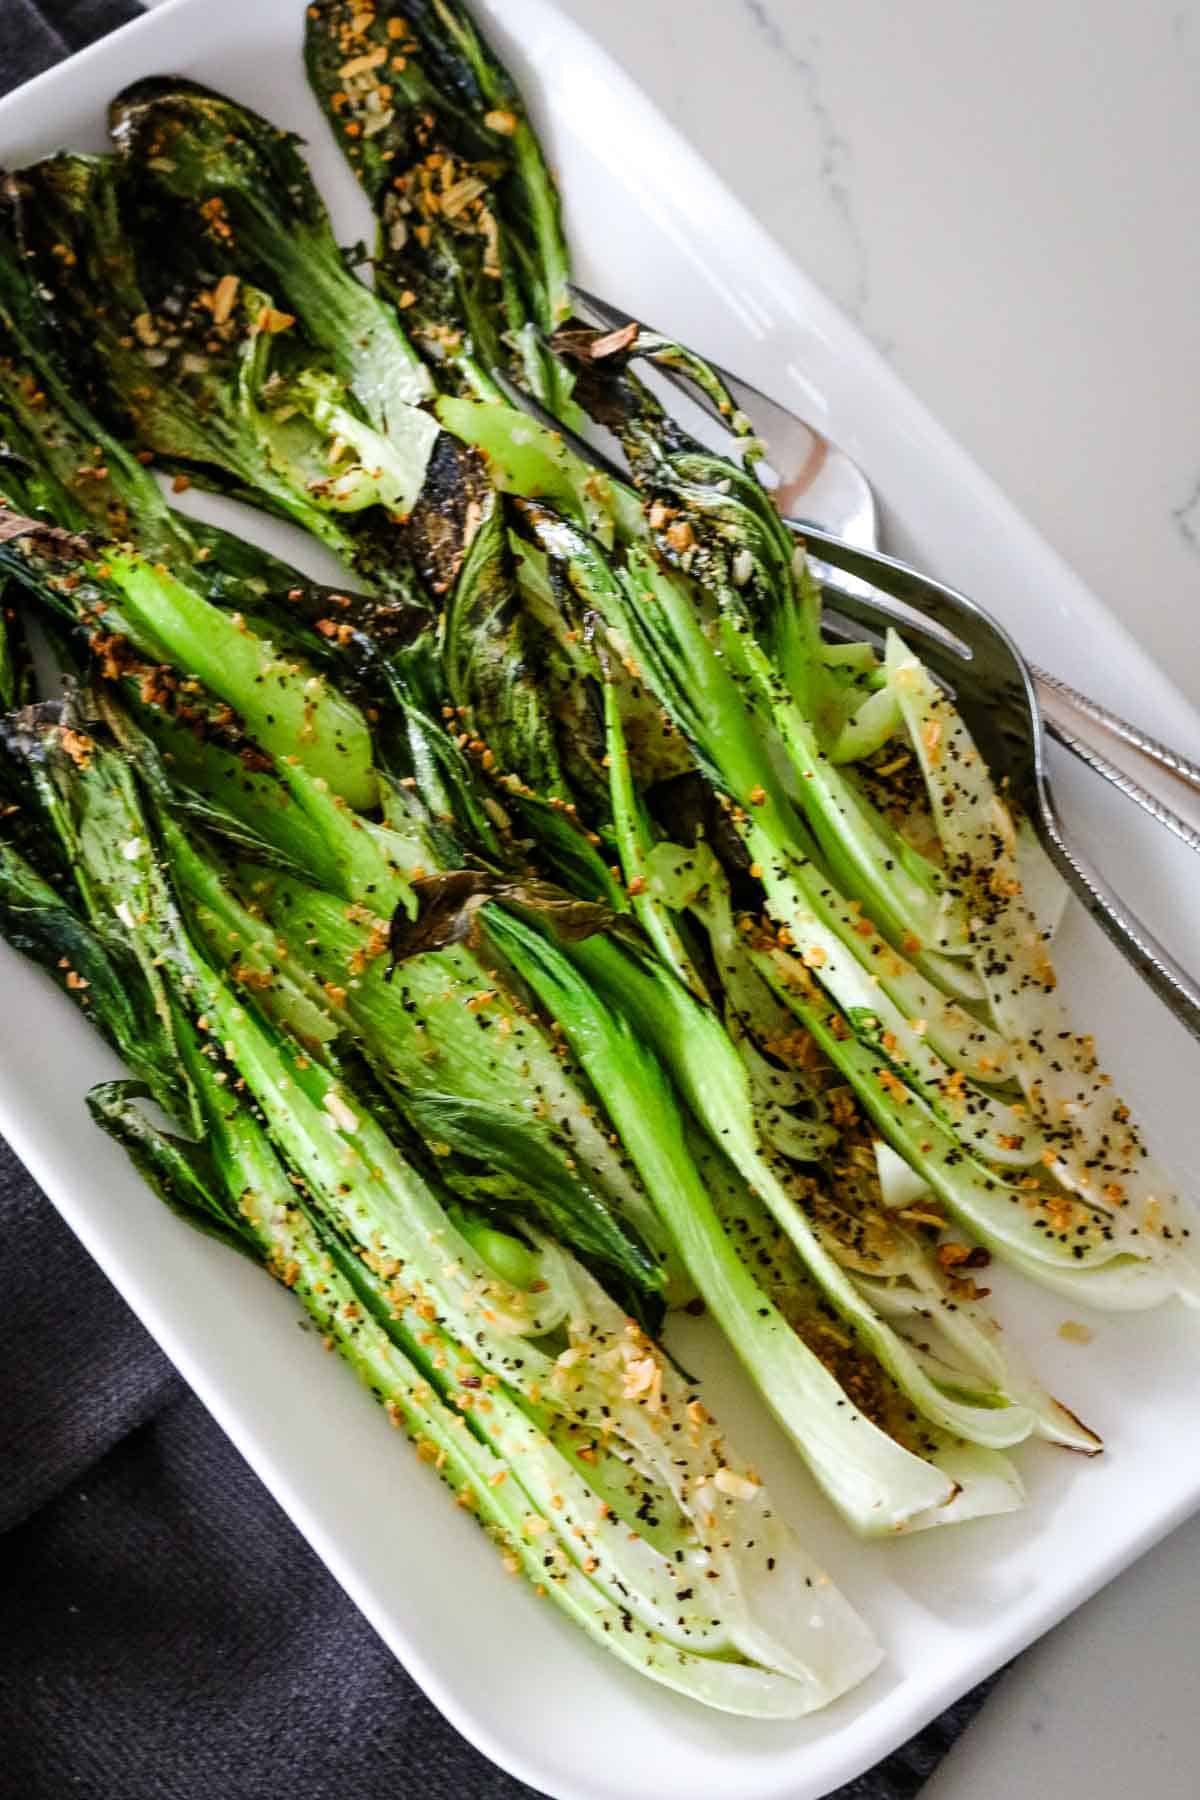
[567,281,636,333]
[797,524,992,648]
[568,281,745,439]
[504,361,967,699]
[820,585,969,695]
[571,283,788,426]
[570,284,879,547]
[824,590,1030,784]
[816,576,969,662]
[640,357,735,436]
[492,369,630,488]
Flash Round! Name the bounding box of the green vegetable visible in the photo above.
[884,632,1200,1303]
[109,75,433,424]
[3,154,424,594]
[0,516,379,809]
[562,928,1041,1448]
[305,0,574,411]
[439,396,642,545]
[2,13,1187,1720]
[477,904,972,1534]
[5,698,881,1716]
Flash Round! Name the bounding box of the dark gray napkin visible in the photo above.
[0,5,1000,1794]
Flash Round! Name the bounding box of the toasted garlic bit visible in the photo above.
[322,1089,360,1134]
[340,47,387,79]
[1058,1320,1094,1345]
[210,273,240,325]
[711,1467,762,1501]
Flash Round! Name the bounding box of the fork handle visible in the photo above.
[1034,667,1200,801]
[1034,779,1200,1040]
[1034,678,1200,856]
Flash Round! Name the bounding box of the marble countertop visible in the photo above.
[545,0,1200,1794]
[556,0,1200,709]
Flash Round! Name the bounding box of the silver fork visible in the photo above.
[791,527,1200,1035]
[495,286,1200,1037]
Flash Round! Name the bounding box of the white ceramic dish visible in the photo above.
[3,3,1200,1796]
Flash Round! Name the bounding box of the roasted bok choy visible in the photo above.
[0,684,881,1716]
[0,0,1190,1723]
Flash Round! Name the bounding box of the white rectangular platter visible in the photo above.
[3,2,1200,1797]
